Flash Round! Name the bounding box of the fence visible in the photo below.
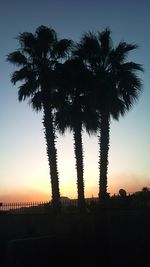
[0,198,98,214]
[1,193,149,214]
[0,201,50,214]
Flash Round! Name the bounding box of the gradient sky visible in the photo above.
[0,0,150,202]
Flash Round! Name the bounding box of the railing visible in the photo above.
[0,198,98,214]
[0,201,50,214]
[1,193,149,214]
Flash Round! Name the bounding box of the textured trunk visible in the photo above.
[99,112,110,199]
[73,124,85,209]
[43,103,61,211]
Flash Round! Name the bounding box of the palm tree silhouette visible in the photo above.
[55,58,98,209]
[7,25,73,210]
[75,28,143,199]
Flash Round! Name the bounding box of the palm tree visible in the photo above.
[7,25,73,210]
[55,59,99,209]
[75,29,143,199]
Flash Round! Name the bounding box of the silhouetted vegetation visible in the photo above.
[4,25,147,266]
[74,29,143,200]
[7,25,143,210]
[7,26,73,211]
[55,58,99,210]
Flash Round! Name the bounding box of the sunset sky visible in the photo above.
[0,0,150,202]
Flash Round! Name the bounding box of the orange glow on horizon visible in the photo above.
[0,190,50,203]
[0,186,143,203]
[1,173,149,203]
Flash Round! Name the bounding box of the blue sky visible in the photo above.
[0,0,150,201]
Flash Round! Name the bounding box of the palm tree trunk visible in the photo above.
[43,103,61,211]
[73,124,85,209]
[99,112,110,200]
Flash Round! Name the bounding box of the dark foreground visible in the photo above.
[0,207,150,267]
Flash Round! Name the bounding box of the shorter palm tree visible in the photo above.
[55,59,99,209]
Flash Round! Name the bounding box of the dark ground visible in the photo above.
[0,207,150,267]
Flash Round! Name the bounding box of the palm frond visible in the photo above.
[18,81,38,101]
[53,39,73,58]
[55,108,69,134]
[110,98,126,120]
[7,51,27,66]
[18,32,36,55]
[11,67,30,84]
[119,62,144,72]
[35,25,57,56]
[83,108,99,135]
[111,42,138,64]
[36,25,57,42]
[74,32,100,60]
[98,28,112,57]
[121,75,143,109]
[29,91,43,111]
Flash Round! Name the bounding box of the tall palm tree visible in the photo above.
[75,29,143,199]
[55,59,99,209]
[7,25,73,210]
